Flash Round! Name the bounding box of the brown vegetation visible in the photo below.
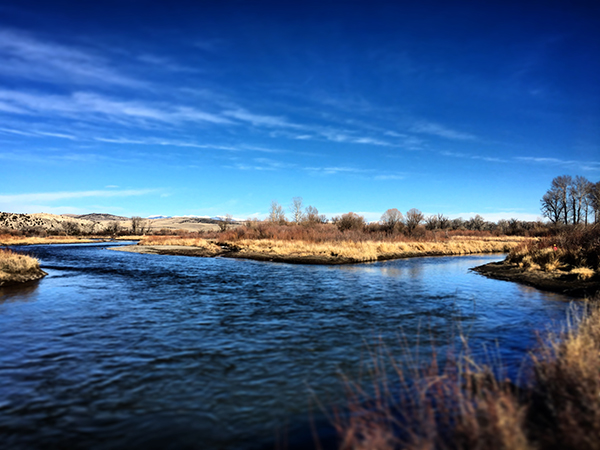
[0,248,46,286]
[330,298,600,450]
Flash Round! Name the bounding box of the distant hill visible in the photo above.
[0,211,224,233]
[74,213,130,221]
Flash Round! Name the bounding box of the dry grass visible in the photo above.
[0,235,96,245]
[227,238,520,261]
[137,235,522,262]
[570,267,596,280]
[330,299,600,450]
[0,248,41,282]
[139,235,219,249]
[507,225,599,277]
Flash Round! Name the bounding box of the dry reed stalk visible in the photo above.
[0,235,95,245]
[0,249,41,281]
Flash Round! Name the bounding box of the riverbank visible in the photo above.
[473,260,600,297]
[473,226,600,297]
[111,236,523,264]
[334,296,600,450]
[0,249,47,286]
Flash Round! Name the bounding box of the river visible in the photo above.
[0,242,574,449]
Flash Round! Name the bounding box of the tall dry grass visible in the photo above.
[0,249,41,282]
[0,234,96,245]
[330,299,600,450]
[507,225,599,276]
[137,235,521,262]
[221,238,520,262]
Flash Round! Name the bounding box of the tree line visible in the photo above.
[541,175,600,225]
[264,198,547,237]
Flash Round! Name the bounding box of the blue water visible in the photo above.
[0,243,574,449]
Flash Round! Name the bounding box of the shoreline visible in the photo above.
[0,268,47,287]
[472,260,600,298]
[110,242,512,265]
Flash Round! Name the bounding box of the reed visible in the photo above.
[0,235,96,245]
[0,248,41,282]
[507,225,599,277]
[330,298,600,450]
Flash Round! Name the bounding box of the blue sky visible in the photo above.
[0,1,598,222]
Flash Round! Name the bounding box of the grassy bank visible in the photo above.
[0,249,46,286]
[475,226,600,297]
[331,297,600,450]
[0,235,98,245]
[136,235,523,264]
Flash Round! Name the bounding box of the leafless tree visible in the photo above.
[218,214,233,232]
[131,216,149,235]
[380,208,404,233]
[541,189,562,224]
[551,175,572,224]
[105,221,120,236]
[466,214,486,231]
[61,220,80,236]
[570,176,593,225]
[304,205,321,224]
[268,200,286,224]
[405,208,424,234]
[589,181,600,223]
[289,197,305,224]
[335,212,366,232]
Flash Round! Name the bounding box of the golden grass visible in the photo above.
[138,235,522,261]
[331,299,600,450]
[0,235,96,245]
[0,249,40,282]
[229,238,521,261]
[139,235,219,249]
[570,267,596,280]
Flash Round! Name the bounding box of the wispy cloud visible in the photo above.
[440,150,506,163]
[516,156,600,171]
[304,166,371,175]
[0,189,159,203]
[0,29,143,88]
[0,90,231,125]
[224,108,301,128]
[411,121,477,141]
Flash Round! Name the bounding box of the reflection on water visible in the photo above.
[0,280,41,303]
[0,243,574,449]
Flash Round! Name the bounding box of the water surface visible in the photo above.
[0,243,573,449]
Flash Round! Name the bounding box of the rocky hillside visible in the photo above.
[0,212,110,234]
[0,212,223,234]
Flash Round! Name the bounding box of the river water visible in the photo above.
[0,242,574,449]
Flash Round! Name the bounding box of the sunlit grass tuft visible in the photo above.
[0,249,41,282]
[330,298,600,450]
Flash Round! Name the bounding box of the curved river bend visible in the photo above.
[0,243,573,449]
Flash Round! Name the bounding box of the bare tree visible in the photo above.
[551,175,572,224]
[589,181,600,223]
[131,216,148,235]
[304,205,321,224]
[541,189,562,224]
[437,214,450,231]
[335,212,366,232]
[405,208,424,234]
[466,214,486,231]
[61,220,80,236]
[268,200,286,224]
[218,214,233,232]
[424,215,439,231]
[289,197,305,224]
[380,208,404,233]
[569,176,592,225]
[105,221,120,236]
